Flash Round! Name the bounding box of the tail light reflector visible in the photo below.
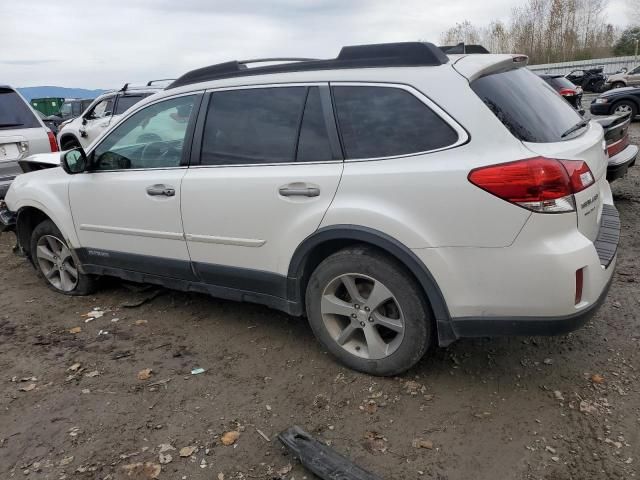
[468,157,595,213]
[607,136,629,158]
[575,268,584,304]
[47,131,59,152]
[559,88,577,96]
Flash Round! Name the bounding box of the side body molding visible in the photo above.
[287,225,455,345]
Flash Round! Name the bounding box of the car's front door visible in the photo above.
[70,93,201,278]
[180,85,343,294]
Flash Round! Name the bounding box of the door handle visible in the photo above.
[278,186,320,197]
[146,184,176,197]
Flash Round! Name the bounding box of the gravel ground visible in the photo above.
[0,115,639,480]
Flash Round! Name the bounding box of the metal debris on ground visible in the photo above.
[121,289,165,308]
[191,367,206,375]
[278,425,383,480]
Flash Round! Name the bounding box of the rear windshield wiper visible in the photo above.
[0,122,24,127]
[561,120,588,138]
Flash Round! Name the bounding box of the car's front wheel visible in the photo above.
[305,245,432,376]
[612,100,638,118]
[30,220,96,295]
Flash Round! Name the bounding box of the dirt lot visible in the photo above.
[1,118,639,480]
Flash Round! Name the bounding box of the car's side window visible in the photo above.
[332,86,459,160]
[200,87,307,165]
[114,94,149,115]
[87,97,114,120]
[297,87,334,162]
[91,95,196,171]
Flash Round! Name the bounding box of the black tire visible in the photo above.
[305,245,432,376]
[60,136,81,151]
[611,82,626,89]
[612,100,638,119]
[30,220,96,295]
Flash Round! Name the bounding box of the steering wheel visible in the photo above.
[140,140,182,166]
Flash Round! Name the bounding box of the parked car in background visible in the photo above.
[1,43,619,375]
[593,114,638,181]
[35,111,63,136]
[0,85,58,198]
[57,82,165,150]
[538,74,584,114]
[566,67,607,92]
[590,86,640,120]
[606,65,640,89]
[58,98,94,121]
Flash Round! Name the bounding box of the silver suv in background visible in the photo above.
[0,85,58,198]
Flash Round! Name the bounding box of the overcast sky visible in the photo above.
[0,0,632,89]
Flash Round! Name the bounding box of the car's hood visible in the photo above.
[601,86,639,97]
[18,152,61,173]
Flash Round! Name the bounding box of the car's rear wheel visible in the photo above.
[30,220,95,295]
[305,245,432,376]
[612,100,637,118]
[611,82,626,89]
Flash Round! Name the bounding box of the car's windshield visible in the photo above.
[0,88,40,129]
[471,68,584,143]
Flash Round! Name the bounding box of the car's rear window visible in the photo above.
[546,76,577,91]
[471,68,583,143]
[0,88,40,130]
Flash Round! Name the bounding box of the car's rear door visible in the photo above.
[69,93,202,278]
[180,84,343,292]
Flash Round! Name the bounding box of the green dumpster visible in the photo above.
[30,97,65,116]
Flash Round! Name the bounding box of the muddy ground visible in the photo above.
[1,114,639,480]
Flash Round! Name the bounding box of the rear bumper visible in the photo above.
[449,274,613,338]
[0,206,16,232]
[417,201,620,345]
[607,144,638,182]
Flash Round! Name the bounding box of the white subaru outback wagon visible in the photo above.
[0,43,620,376]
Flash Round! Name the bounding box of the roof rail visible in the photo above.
[238,57,320,65]
[146,78,176,86]
[167,42,449,89]
[439,43,490,54]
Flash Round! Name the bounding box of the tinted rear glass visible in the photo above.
[471,68,583,142]
[332,86,458,159]
[545,76,577,91]
[0,88,40,130]
[297,87,333,162]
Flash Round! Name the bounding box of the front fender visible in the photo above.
[6,169,79,248]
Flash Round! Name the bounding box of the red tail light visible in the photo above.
[559,88,577,96]
[468,157,595,213]
[47,131,59,152]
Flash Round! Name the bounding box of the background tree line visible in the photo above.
[440,0,639,64]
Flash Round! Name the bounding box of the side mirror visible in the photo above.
[61,148,88,174]
[82,117,88,125]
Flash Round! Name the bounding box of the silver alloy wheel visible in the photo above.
[36,235,78,292]
[614,104,632,115]
[320,273,405,360]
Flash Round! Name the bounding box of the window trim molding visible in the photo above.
[329,81,469,162]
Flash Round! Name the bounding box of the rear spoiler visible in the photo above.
[593,112,631,130]
[439,43,490,54]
